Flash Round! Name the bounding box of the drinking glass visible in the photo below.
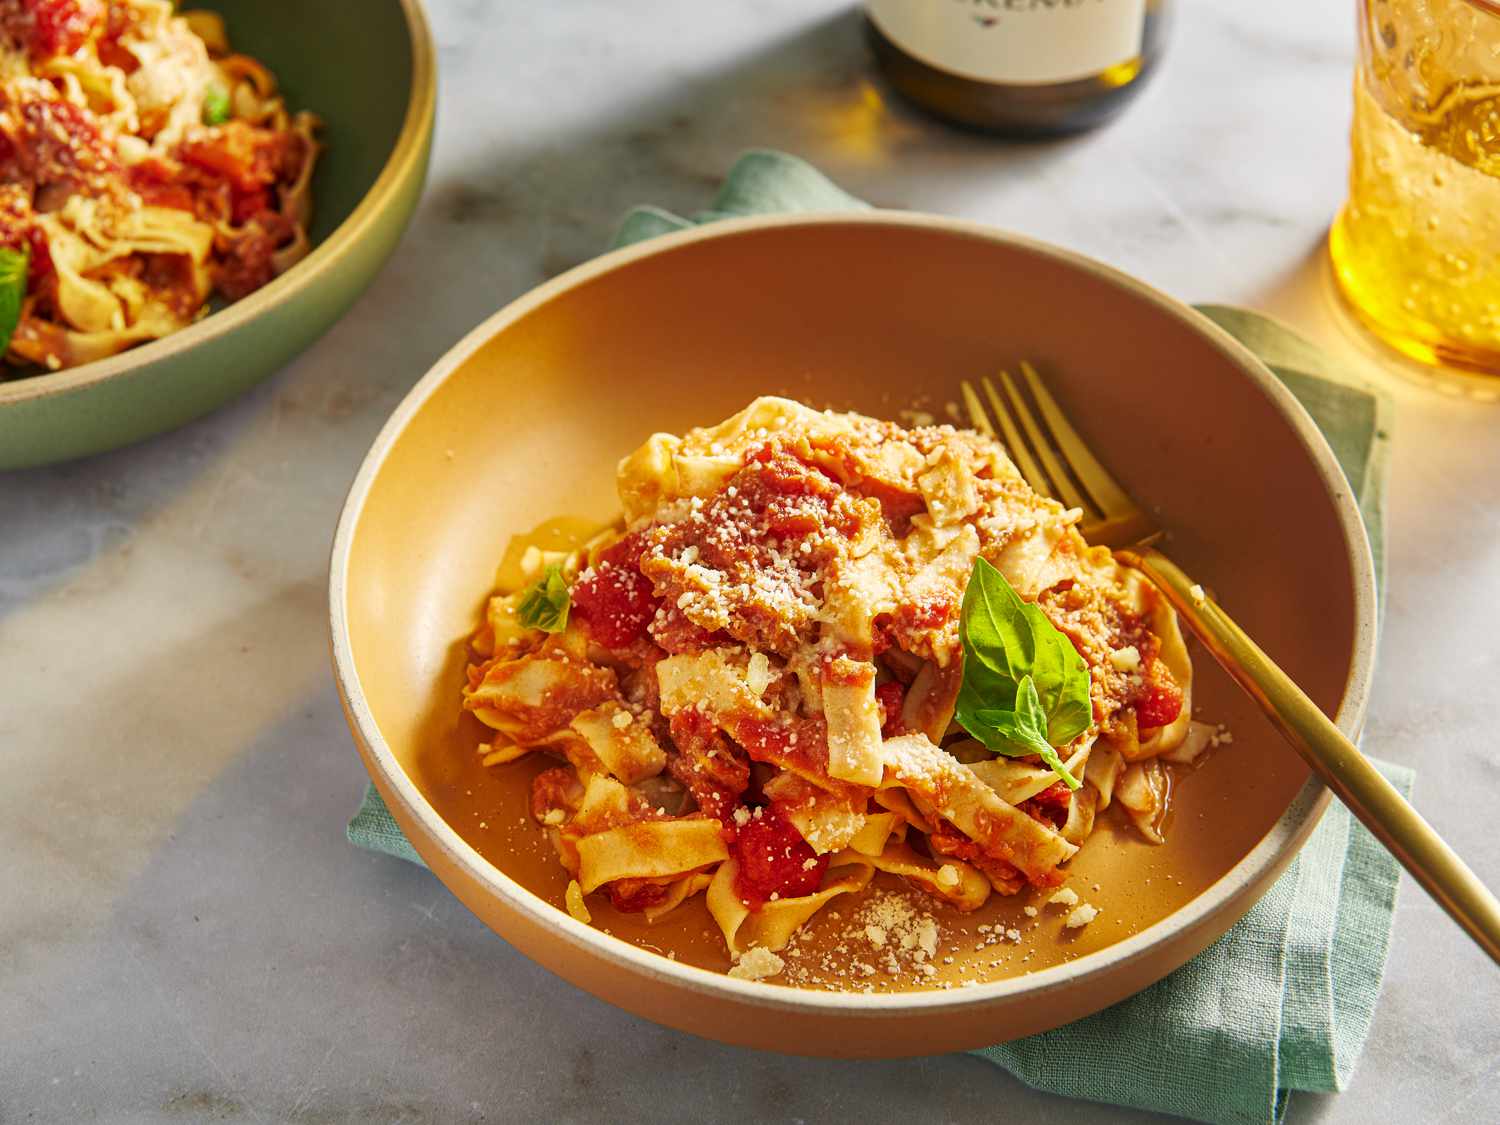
[1329,0,1500,376]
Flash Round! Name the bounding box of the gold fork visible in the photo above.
[963,362,1500,966]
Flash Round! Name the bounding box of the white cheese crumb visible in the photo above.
[917,919,939,958]
[935,864,961,889]
[746,651,773,696]
[1065,903,1100,929]
[865,924,888,947]
[541,808,566,826]
[1189,583,1207,606]
[732,806,752,827]
[727,946,786,981]
[610,709,632,729]
[1108,645,1142,672]
[1023,905,1039,918]
[1047,887,1080,908]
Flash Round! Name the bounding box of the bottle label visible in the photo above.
[867,0,1147,86]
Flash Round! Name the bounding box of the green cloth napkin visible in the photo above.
[349,151,1408,1125]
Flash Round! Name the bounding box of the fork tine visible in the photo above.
[959,380,996,440]
[993,370,1094,515]
[1018,361,1139,519]
[978,374,1055,500]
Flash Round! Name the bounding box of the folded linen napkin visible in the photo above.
[349,151,1408,1125]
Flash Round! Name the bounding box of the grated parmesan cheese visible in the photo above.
[746,651,773,696]
[1047,887,1080,908]
[728,946,786,981]
[1065,904,1100,929]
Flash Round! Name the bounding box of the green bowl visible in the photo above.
[0,0,436,470]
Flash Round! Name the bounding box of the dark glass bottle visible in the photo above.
[865,0,1171,138]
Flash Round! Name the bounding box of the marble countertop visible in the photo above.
[4,1,1498,1121]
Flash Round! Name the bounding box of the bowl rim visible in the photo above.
[329,210,1377,1016]
[0,0,437,408]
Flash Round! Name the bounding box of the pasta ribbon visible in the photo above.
[859,841,991,912]
[1,2,323,373]
[707,856,874,956]
[459,398,1207,976]
[576,818,729,894]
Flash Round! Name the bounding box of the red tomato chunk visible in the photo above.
[571,533,660,649]
[1135,675,1183,730]
[732,805,826,909]
[25,0,103,59]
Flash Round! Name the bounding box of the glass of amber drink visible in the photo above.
[1329,0,1500,377]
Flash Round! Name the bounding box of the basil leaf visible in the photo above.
[516,564,570,633]
[202,88,231,126]
[1043,637,1092,746]
[0,246,28,356]
[954,558,1090,790]
[972,676,1080,790]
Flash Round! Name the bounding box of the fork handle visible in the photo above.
[1118,546,1500,967]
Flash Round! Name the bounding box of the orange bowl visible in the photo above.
[329,213,1376,1056]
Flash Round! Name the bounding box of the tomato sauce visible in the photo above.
[24,223,49,283]
[665,707,749,823]
[743,443,861,540]
[648,603,722,655]
[179,121,291,195]
[529,767,581,823]
[213,221,286,299]
[819,649,871,687]
[606,878,670,914]
[10,86,120,194]
[125,158,195,213]
[1019,781,1071,830]
[875,681,905,736]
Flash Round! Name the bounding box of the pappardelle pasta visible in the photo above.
[462,398,1217,980]
[0,0,320,372]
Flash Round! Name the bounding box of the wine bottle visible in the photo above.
[865,0,1170,137]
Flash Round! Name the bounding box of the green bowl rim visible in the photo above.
[0,0,437,408]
